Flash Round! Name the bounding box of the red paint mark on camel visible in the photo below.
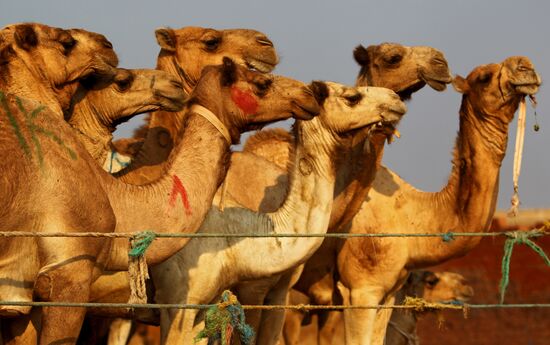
[230,86,258,115]
[168,175,192,215]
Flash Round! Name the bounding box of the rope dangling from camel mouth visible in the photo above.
[508,98,527,217]
[127,231,156,305]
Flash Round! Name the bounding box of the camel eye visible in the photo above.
[343,93,363,106]
[424,275,439,288]
[478,71,492,83]
[115,76,133,92]
[255,78,272,95]
[203,37,221,51]
[385,54,403,65]
[59,34,76,53]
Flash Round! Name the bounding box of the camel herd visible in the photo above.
[0,22,542,345]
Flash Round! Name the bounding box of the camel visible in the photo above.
[66,67,185,171]
[227,43,452,344]
[329,56,541,345]
[147,81,406,345]
[281,271,473,345]
[0,23,118,116]
[113,26,279,183]
[0,57,319,344]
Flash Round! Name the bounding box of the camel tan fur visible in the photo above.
[66,68,185,171]
[333,57,541,345]
[114,26,278,183]
[230,43,452,344]
[281,271,473,345]
[0,58,319,345]
[148,81,406,345]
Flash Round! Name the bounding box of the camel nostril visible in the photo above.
[256,36,274,47]
[102,39,113,50]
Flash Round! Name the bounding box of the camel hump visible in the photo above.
[242,128,293,169]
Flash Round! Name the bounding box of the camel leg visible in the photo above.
[318,311,343,345]
[107,319,133,345]
[256,272,296,345]
[281,308,305,345]
[338,281,386,345]
[37,259,95,345]
[235,286,267,344]
[163,307,199,345]
[1,308,41,345]
[372,294,396,345]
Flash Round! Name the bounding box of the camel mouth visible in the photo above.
[292,103,320,121]
[511,82,540,96]
[245,58,277,73]
[156,90,188,112]
[396,81,426,101]
[425,78,450,92]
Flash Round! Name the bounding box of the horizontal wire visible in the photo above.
[1,301,549,310]
[0,231,548,239]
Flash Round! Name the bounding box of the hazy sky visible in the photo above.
[1,0,549,209]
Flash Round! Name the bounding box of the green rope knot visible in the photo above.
[194,290,254,345]
[129,231,156,258]
[499,228,550,304]
[442,232,455,243]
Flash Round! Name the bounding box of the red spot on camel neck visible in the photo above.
[168,175,192,216]
[231,86,258,115]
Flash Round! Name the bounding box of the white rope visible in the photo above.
[508,98,527,217]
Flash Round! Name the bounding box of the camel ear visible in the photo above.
[353,45,369,66]
[452,75,469,94]
[14,24,38,51]
[155,28,176,52]
[221,56,237,86]
[309,81,329,107]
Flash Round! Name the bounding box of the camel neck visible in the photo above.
[103,112,230,269]
[118,55,192,180]
[68,99,113,163]
[329,131,387,232]
[409,96,515,265]
[1,59,64,115]
[240,118,338,275]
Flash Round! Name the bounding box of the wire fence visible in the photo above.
[0,226,549,312]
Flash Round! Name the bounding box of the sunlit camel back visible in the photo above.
[334,57,541,345]
[66,67,185,171]
[112,26,278,183]
[0,57,320,345]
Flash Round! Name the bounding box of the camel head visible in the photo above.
[188,57,320,144]
[354,43,452,99]
[0,23,118,87]
[307,81,407,135]
[453,56,541,123]
[420,271,474,303]
[155,26,278,93]
[70,68,186,130]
